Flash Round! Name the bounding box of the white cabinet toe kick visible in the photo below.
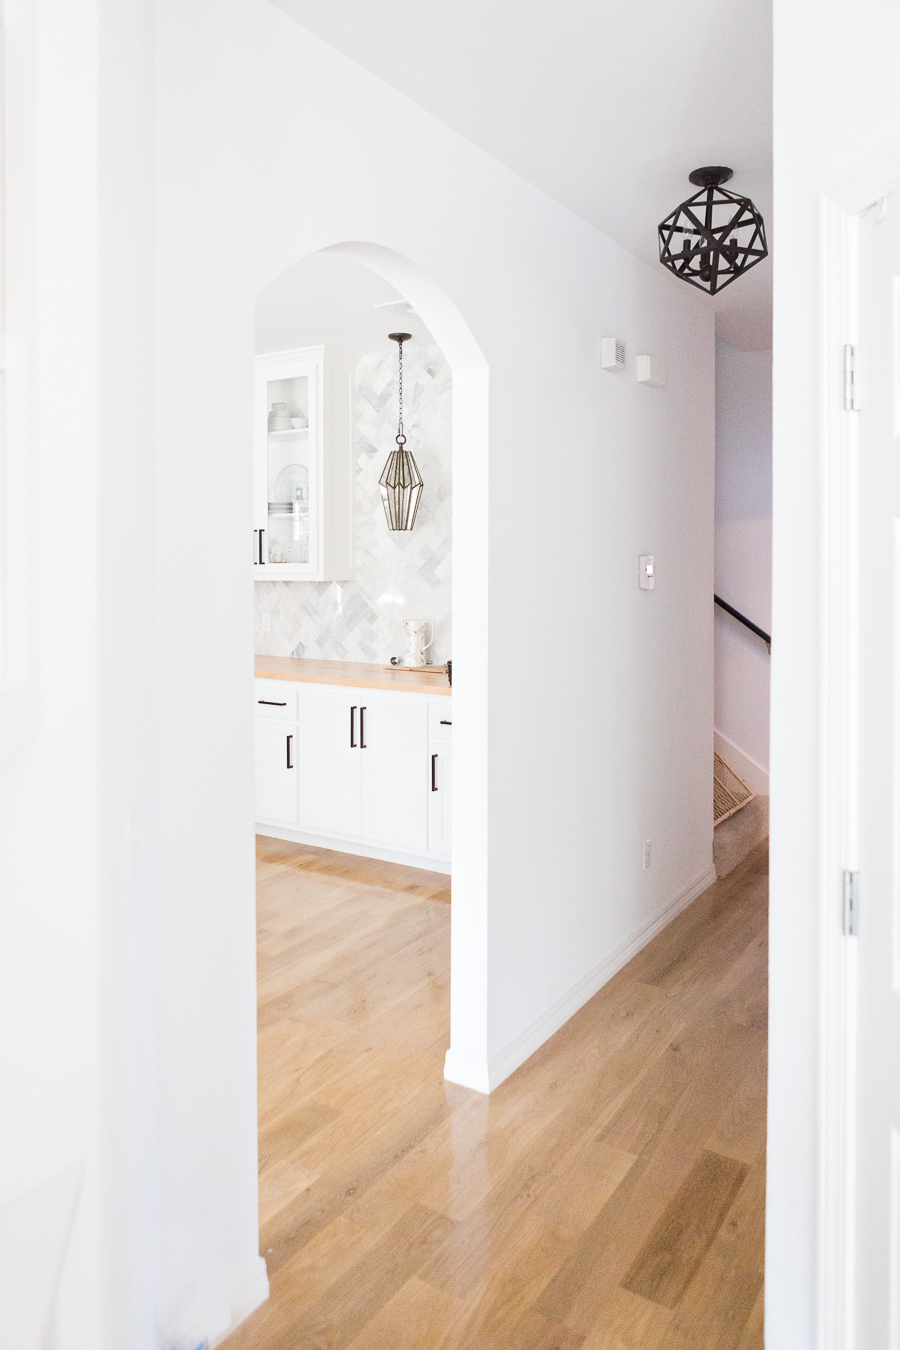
[254,679,451,873]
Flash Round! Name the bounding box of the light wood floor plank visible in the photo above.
[222,836,767,1350]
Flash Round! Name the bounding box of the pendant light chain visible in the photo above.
[396,337,405,444]
[379,331,423,532]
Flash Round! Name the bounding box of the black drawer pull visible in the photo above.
[258,700,287,706]
[350,706,357,748]
[431,753,438,791]
[440,720,452,725]
[360,706,366,749]
[258,528,265,565]
[286,734,293,769]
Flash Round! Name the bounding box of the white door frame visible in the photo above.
[817,147,900,1350]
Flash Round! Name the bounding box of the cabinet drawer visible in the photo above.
[254,680,299,720]
[429,701,453,743]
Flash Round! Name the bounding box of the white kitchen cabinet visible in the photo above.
[301,687,363,837]
[254,718,299,824]
[253,346,355,582]
[428,721,452,859]
[256,679,451,871]
[361,699,429,851]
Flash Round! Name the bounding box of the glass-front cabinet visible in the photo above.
[254,346,355,581]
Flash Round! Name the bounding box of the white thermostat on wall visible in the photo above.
[636,355,666,388]
[639,555,655,590]
[599,337,626,372]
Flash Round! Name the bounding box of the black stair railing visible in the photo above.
[714,594,771,653]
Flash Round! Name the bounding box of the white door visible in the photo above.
[255,718,299,824]
[361,698,428,850]
[854,197,900,1346]
[302,689,362,836]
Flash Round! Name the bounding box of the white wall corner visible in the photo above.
[447,864,717,1097]
[714,728,769,796]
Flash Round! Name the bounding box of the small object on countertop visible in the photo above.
[447,659,451,686]
[383,661,447,675]
[402,619,434,667]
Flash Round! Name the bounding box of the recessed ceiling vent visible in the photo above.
[374,299,416,316]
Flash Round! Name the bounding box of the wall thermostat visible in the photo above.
[636,355,666,388]
[639,555,655,590]
[599,337,626,372]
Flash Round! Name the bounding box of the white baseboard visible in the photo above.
[209,1256,269,1348]
[714,729,769,796]
[256,823,451,876]
[443,862,717,1096]
[442,1050,491,1094]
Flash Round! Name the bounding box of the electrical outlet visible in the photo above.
[643,839,652,869]
[259,612,271,631]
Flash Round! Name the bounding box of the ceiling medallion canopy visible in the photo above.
[658,166,768,296]
[379,333,424,532]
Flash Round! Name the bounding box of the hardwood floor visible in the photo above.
[223,836,767,1350]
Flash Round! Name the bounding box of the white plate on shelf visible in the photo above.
[274,463,309,503]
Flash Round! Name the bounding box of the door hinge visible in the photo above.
[843,869,860,936]
[844,344,859,411]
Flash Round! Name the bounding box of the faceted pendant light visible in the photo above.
[658,167,768,295]
[379,332,423,531]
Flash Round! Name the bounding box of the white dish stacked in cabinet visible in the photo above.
[254,678,452,873]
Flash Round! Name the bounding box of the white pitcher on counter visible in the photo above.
[402,619,434,667]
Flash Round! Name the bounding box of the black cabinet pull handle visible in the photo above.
[286,734,293,769]
[258,700,287,706]
[258,528,265,565]
[431,753,438,791]
[360,707,366,749]
[350,706,357,747]
[440,720,452,725]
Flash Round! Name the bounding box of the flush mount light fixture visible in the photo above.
[379,332,424,532]
[658,167,768,295]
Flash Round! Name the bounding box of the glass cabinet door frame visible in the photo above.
[254,349,322,580]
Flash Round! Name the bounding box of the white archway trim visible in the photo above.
[314,242,491,1090]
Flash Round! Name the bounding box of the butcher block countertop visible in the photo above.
[254,655,452,696]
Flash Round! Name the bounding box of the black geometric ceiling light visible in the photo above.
[379,332,424,531]
[658,167,768,295]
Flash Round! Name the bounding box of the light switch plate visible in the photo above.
[639,555,655,590]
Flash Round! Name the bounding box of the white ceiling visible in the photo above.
[271,0,773,351]
[255,251,436,356]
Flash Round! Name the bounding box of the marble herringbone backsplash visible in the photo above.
[254,342,452,664]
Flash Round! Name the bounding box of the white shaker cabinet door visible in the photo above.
[255,718,299,824]
[361,698,429,851]
[428,742,452,856]
[302,689,363,837]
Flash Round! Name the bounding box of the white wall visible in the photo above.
[0,0,158,1347]
[769,0,900,1346]
[714,338,771,788]
[0,0,715,1345]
